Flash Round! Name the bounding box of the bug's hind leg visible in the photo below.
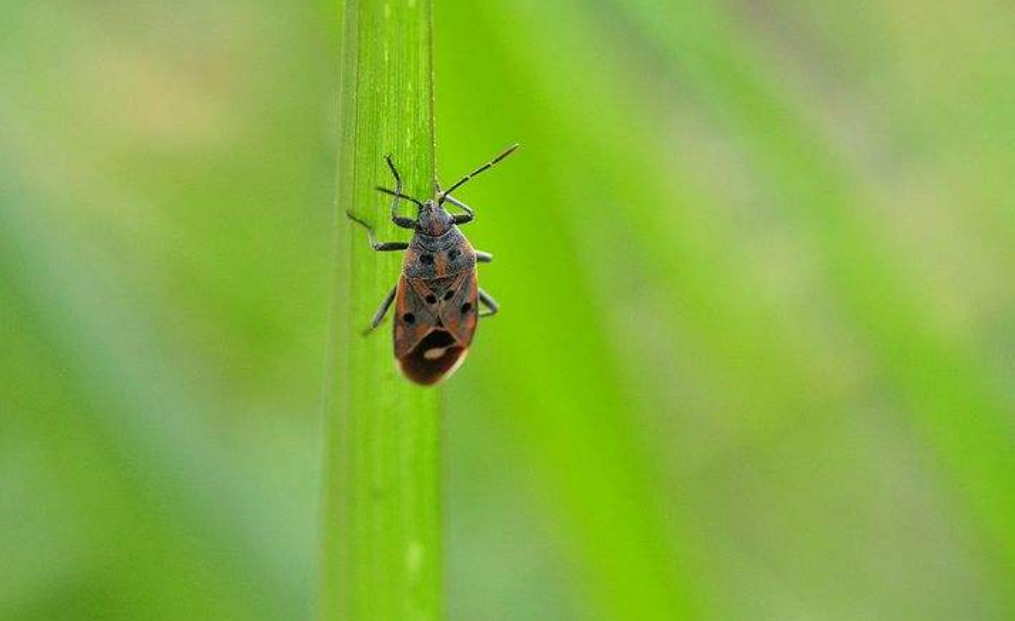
[363,286,397,334]
[478,288,499,318]
[475,251,493,263]
[347,212,410,251]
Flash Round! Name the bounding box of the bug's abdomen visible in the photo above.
[393,272,479,385]
[398,330,469,385]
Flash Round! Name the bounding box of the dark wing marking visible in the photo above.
[438,270,479,348]
[398,329,469,385]
[394,275,439,359]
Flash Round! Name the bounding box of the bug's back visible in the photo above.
[393,227,479,384]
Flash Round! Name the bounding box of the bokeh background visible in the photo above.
[3,0,1015,620]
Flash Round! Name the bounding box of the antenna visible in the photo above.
[375,186,426,209]
[439,143,519,204]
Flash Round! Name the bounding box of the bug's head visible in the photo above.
[415,199,454,236]
[376,144,519,236]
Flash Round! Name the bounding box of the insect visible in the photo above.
[347,144,518,385]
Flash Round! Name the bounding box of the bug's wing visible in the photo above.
[398,329,469,386]
[393,275,438,359]
[394,272,477,386]
[438,270,479,348]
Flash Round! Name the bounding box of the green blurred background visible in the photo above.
[3,0,1015,620]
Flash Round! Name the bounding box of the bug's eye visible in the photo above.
[460,302,472,314]
[402,313,416,324]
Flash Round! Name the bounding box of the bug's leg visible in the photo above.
[478,288,499,318]
[443,194,475,225]
[382,155,419,230]
[346,211,410,251]
[363,286,397,334]
[475,251,493,263]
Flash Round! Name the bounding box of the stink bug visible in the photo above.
[347,144,518,385]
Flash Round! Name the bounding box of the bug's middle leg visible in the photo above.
[475,251,493,263]
[347,212,410,251]
[478,288,499,317]
[363,286,397,334]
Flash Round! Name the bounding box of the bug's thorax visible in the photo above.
[403,223,476,280]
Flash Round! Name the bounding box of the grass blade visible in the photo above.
[319,0,442,620]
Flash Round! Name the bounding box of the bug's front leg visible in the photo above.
[347,212,410,251]
[363,286,397,334]
[478,288,499,318]
[382,155,419,229]
[443,194,475,225]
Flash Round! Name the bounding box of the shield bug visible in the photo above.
[347,144,518,385]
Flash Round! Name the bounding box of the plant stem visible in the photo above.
[320,0,441,619]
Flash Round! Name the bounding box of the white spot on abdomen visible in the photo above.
[423,347,447,360]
